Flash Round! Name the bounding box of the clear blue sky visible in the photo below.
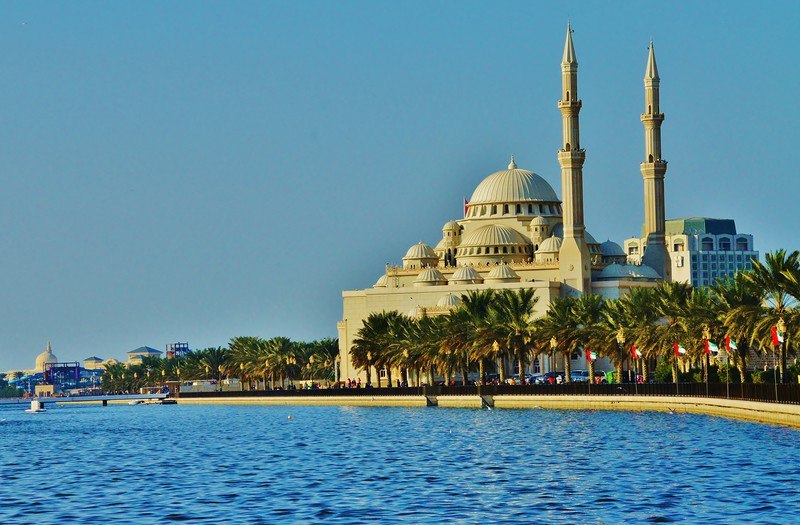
[1,1,797,370]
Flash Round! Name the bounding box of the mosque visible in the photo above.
[337,26,670,382]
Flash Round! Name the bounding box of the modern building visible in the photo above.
[337,27,673,383]
[625,218,758,287]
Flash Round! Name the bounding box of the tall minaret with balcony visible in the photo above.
[640,41,670,280]
[557,23,591,294]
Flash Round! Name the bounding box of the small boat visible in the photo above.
[128,399,144,405]
[25,400,47,413]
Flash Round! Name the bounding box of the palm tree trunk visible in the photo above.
[376,366,382,388]
[427,368,434,386]
[415,368,421,387]
[736,351,747,383]
[642,359,650,383]
[672,362,679,383]
[365,366,371,387]
[462,367,469,386]
[563,352,571,383]
[478,359,485,385]
[703,354,710,383]
[780,344,787,383]
[615,360,623,384]
[518,354,525,385]
[588,359,595,384]
[498,358,506,382]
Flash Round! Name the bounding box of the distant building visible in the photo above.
[35,342,58,373]
[83,356,104,370]
[625,218,758,287]
[126,346,162,365]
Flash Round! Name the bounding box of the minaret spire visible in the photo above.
[640,41,670,279]
[557,22,591,295]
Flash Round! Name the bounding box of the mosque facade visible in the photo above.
[338,26,669,382]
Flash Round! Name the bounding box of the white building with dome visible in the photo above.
[338,26,669,383]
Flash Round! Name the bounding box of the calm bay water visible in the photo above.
[0,403,798,524]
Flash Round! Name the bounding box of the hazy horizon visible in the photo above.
[1,1,798,370]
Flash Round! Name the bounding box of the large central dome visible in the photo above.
[469,157,559,205]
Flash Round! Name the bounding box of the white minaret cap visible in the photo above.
[645,40,660,81]
[562,22,577,65]
[508,155,517,169]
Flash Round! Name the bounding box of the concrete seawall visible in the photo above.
[176,394,800,428]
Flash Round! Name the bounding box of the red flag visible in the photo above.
[631,346,642,358]
[674,343,686,356]
[464,198,469,217]
[704,340,711,355]
[725,335,731,352]
[771,326,784,346]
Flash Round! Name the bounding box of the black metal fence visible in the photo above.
[177,383,800,405]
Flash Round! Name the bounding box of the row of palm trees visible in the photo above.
[350,250,800,386]
[101,338,339,393]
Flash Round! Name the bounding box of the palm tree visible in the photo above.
[451,290,494,384]
[637,281,693,383]
[713,273,763,383]
[489,289,540,385]
[745,250,799,382]
[351,311,397,386]
[537,296,579,382]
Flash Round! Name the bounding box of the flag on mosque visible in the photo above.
[631,346,642,358]
[725,336,738,352]
[706,340,719,355]
[673,343,687,356]
[771,326,784,346]
[464,198,469,217]
[586,349,597,362]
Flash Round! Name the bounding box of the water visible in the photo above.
[0,403,798,524]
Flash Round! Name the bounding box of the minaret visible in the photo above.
[640,41,670,279]
[557,23,591,294]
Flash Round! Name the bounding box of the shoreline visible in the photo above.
[175,395,800,428]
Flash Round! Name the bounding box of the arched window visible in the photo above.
[494,247,499,254]
[649,154,654,162]
[565,143,571,151]
[503,204,509,214]
[515,204,521,214]
[491,205,497,214]
[502,247,508,254]
[566,91,570,101]
[528,204,533,213]
[648,104,651,114]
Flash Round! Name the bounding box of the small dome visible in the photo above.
[413,268,448,287]
[598,263,661,280]
[450,266,484,284]
[469,158,560,205]
[529,216,547,225]
[35,342,58,372]
[442,221,460,231]
[598,263,630,279]
[460,224,531,248]
[485,264,521,283]
[536,235,563,254]
[404,242,437,260]
[600,240,625,257]
[373,274,388,288]
[629,264,661,279]
[437,294,462,307]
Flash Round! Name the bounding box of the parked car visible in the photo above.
[571,370,590,383]
[540,371,566,384]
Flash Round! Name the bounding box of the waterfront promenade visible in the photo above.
[175,383,800,428]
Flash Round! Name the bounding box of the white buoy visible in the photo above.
[25,400,46,413]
